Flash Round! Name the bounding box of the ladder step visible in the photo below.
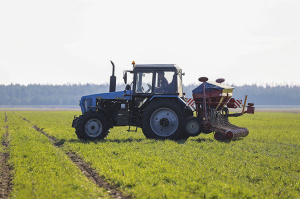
[127,109,140,133]
[127,129,137,132]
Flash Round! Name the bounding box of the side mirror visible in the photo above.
[123,71,127,84]
[125,84,131,91]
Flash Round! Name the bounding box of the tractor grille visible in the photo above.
[81,98,93,113]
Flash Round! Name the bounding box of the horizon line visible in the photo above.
[1,82,300,88]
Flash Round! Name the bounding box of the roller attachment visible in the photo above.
[225,128,249,140]
[214,132,225,140]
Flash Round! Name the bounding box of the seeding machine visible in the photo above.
[72,61,254,141]
[187,77,254,140]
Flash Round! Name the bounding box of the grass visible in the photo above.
[4,112,110,198]
[0,113,5,153]
[0,111,6,180]
[1,111,300,198]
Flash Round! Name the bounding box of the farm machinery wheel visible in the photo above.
[142,99,188,140]
[185,117,202,137]
[75,112,109,140]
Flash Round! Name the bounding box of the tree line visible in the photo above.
[0,84,299,106]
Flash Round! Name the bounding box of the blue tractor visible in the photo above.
[72,61,194,140]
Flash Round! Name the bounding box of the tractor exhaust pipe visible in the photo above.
[109,60,116,92]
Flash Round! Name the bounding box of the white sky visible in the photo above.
[0,0,300,86]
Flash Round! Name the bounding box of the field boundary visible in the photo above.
[0,112,12,198]
[18,114,129,199]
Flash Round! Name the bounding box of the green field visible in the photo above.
[1,111,299,198]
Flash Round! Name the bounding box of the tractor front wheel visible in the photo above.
[75,112,109,140]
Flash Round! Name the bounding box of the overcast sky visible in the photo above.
[0,0,299,86]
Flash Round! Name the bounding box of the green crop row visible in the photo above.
[3,112,110,199]
[15,111,300,198]
[0,112,6,176]
[0,112,5,153]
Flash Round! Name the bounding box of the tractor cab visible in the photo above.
[123,64,184,98]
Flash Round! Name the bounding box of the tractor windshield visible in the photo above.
[135,72,153,94]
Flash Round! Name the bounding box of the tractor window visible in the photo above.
[177,70,183,97]
[155,71,177,94]
[135,72,153,93]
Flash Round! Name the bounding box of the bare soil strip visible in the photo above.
[0,112,12,198]
[4,113,7,123]
[67,152,129,199]
[33,126,59,143]
[19,115,129,199]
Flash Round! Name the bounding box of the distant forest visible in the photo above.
[0,84,300,106]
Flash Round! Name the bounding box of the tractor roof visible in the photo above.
[134,64,181,71]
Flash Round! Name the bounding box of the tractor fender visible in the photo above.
[149,96,187,106]
[87,107,114,128]
[140,96,187,112]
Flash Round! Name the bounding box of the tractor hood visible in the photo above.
[80,90,132,113]
[82,90,132,100]
[192,81,234,94]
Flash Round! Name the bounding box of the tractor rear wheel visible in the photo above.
[142,99,188,140]
[75,112,109,140]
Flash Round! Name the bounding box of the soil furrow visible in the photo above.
[67,152,129,199]
[19,115,129,199]
[32,126,59,143]
[0,112,12,199]
[4,112,7,123]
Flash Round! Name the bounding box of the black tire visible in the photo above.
[185,117,202,137]
[142,99,188,140]
[75,112,109,140]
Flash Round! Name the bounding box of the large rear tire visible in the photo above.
[142,99,188,140]
[75,112,109,140]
